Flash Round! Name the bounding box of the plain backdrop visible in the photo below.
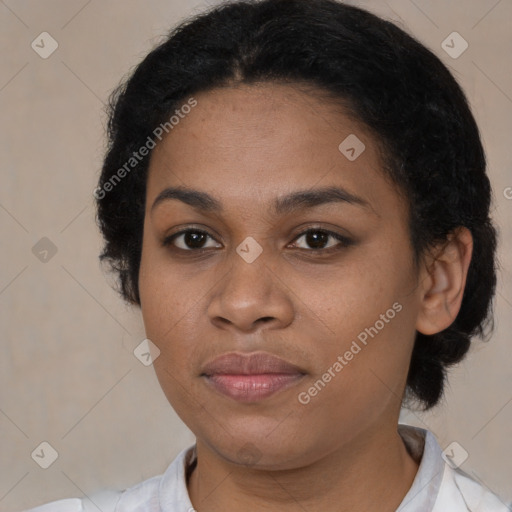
[1,0,511,510]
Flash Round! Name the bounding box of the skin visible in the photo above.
[138,82,473,511]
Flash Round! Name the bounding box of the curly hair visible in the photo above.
[95,0,497,410]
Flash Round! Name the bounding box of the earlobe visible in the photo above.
[416,227,473,336]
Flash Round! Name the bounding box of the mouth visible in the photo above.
[201,352,307,402]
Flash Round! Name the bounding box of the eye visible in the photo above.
[290,228,352,252]
[162,227,353,254]
[163,229,221,251]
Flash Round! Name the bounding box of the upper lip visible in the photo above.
[201,352,306,376]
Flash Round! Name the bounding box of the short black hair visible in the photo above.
[95,0,497,410]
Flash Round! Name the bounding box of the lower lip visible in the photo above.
[204,373,304,402]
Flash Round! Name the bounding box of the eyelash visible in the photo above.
[162,226,353,255]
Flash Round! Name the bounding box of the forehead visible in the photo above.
[146,82,397,217]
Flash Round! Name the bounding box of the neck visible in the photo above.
[187,423,419,512]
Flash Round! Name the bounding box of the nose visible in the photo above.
[207,250,295,333]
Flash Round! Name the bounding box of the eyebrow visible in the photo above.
[150,185,371,216]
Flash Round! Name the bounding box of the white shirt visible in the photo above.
[24,425,510,511]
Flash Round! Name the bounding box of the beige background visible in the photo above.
[1,0,511,510]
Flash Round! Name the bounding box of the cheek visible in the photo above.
[308,247,414,338]
[139,272,198,355]
[139,224,193,322]
[139,254,201,412]
[302,241,418,392]
[139,238,191,354]
[138,239,222,395]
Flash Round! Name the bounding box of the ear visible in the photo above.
[416,227,473,335]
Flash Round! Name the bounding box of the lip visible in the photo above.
[201,352,306,402]
[202,352,305,376]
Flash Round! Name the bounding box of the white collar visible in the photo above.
[156,424,439,511]
[115,424,508,511]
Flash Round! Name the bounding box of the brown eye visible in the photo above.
[163,229,221,251]
[291,229,352,251]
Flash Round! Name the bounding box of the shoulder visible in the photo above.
[23,489,123,512]
[22,444,196,512]
[23,498,84,512]
[397,424,510,512]
[23,477,162,512]
[435,464,511,512]
[417,427,509,511]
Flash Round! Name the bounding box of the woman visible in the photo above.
[26,0,509,510]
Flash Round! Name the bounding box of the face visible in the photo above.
[139,82,424,470]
